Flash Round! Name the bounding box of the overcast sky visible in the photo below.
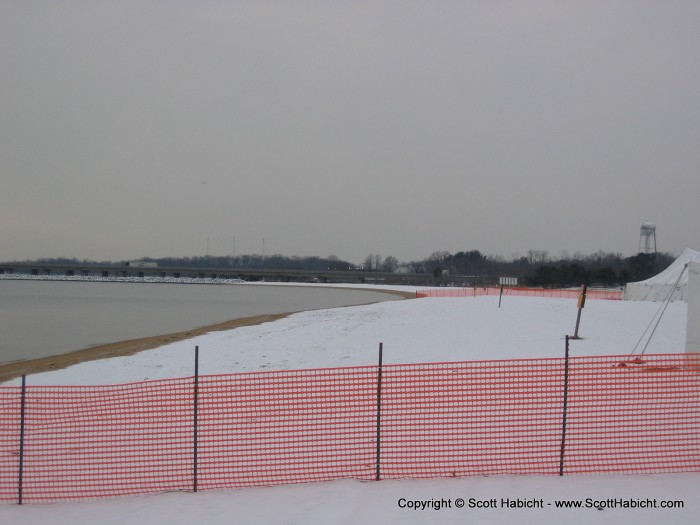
[1,1,699,264]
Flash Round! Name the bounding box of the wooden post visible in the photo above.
[571,285,587,339]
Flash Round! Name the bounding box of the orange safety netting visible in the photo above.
[1,353,698,503]
[416,286,623,300]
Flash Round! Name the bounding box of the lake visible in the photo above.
[0,280,402,364]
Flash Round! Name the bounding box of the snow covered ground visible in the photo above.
[2,474,697,525]
[3,291,687,386]
[1,288,697,523]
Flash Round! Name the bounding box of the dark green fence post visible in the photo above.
[375,342,383,481]
[559,336,570,476]
[193,346,200,492]
[18,374,26,505]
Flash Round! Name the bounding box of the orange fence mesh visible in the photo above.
[1,353,699,503]
[416,286,623,300]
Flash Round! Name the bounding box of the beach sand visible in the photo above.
[0,287,414,383]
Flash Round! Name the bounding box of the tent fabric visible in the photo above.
[624,247,700,302]
[687,262,700,354]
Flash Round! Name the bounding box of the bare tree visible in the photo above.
[526,250,549,265]
[363,253,375,271]
[381,255,399,272]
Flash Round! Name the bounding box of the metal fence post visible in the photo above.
[193,346,200,492]
[559,336,570,476]
[375,342,383,481]
[18,374,26,505]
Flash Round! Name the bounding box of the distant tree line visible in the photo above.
[5,249,676,286]
[147,249,676,285]
[408,250,675,287]
[151,254,355,272]
[362,254,399,273]
[5,255,355,272]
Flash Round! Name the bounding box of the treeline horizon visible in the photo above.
[5,249,676,287]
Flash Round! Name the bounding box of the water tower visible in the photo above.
[639,221,657,254]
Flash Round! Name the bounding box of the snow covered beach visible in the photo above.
[2,288,687,386]
[1,287,697,524]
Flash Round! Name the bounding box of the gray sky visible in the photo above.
[2,1,699,264]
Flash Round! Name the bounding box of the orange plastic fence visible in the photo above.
[1,354,698,504]
[416,286,623,300]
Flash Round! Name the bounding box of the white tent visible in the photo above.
[687,262,700,354]
[624,247,700,302]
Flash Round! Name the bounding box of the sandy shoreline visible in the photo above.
[0,287,414,383]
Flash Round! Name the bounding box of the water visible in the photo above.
[0,280,401,364]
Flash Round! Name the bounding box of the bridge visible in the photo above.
[0,262,439,286]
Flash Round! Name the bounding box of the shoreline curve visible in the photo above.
[0,287,414,383]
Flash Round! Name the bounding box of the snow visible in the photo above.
[1,474,697,525]
[1,287,696,523]
[4,292,686,386]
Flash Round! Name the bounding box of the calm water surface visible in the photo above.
[0,280,401,364]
